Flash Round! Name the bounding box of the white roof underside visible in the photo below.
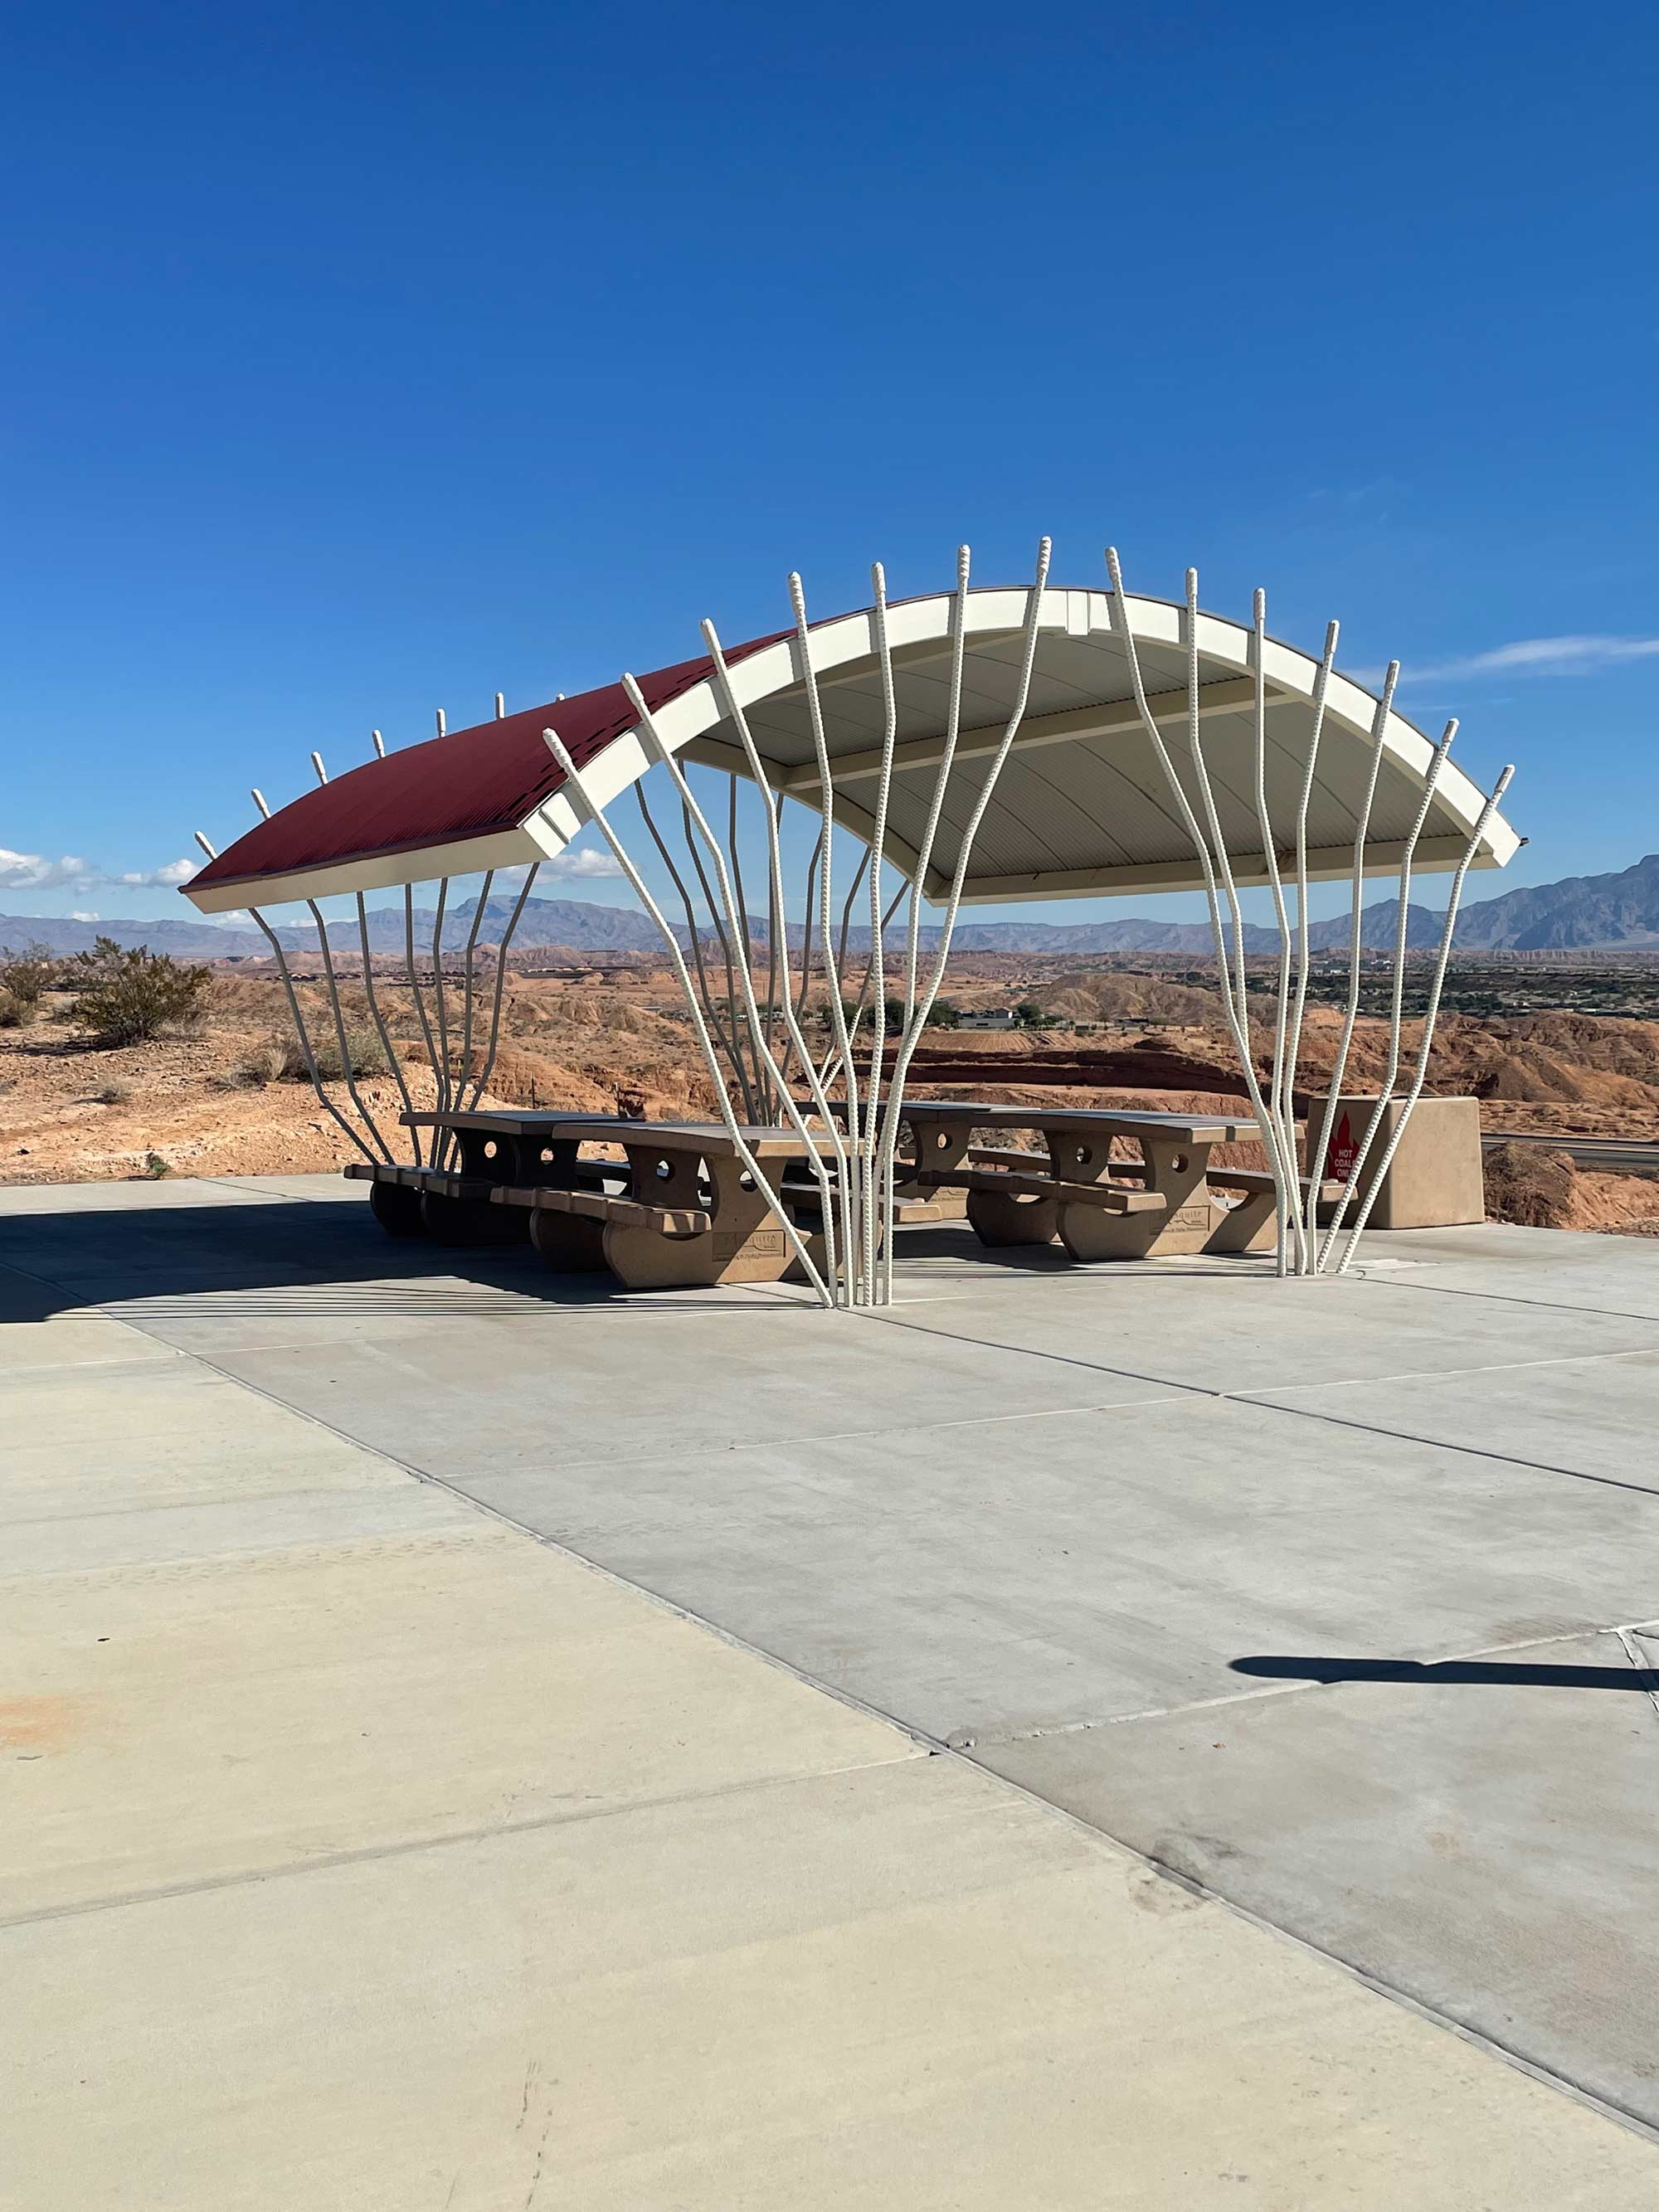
[189,586,1519,912]
[632,586,1519,904]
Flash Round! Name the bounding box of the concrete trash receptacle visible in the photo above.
[1311,1095,1485,1229]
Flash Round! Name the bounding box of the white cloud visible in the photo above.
[0,848,96,892]
[71,910,99,923]
[1395,635,1659,685]
[0,848,199,897]
[546,847,624,879]
[115,858,197,887]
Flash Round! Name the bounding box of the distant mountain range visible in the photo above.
[0,896,667,962]
[7,853,1659,962]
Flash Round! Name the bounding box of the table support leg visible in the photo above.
[966,1187,1059,1247]
[1057,1139,1214,1262]
[528,1208,609,1271]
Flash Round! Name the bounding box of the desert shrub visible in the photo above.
[66,938,212,1045]
[0,989,27,1028]
[1482,1140,1576,1228]
[95,1081,132,1106]
[139,1150,173,1180]
[227,1039,289,1087]
[0,942,56,1009]
[277,1023,388,1082]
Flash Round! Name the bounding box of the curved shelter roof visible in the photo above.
[184,585,1520,913]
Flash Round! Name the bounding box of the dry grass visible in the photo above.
[1481,1141,1578,1227]
[229,1026,390,1084]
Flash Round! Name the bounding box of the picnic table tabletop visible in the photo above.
[401,1109,613,1134]
[898,1101,1258,1142]
[534,1118,822,1160]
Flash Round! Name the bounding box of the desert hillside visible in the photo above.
[2,959,1657,1234]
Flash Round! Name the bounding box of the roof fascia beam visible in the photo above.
[954,834,1509,905]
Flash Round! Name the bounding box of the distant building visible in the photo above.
[958,1009,1019,1030]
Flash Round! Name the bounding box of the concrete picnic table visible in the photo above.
[491,1118,833,1291]
[344,1110,630,1247]
[401,1107,616,1189]
[899,1101,1323,1261]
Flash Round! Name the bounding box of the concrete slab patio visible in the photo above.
[2,1174,1657,2206]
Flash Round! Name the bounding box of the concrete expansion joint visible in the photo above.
[0,1750,931,1935]
[962,1614,1659,1749]
[949,1743,1659,2154]
[1224,1342,1659,1400]
[1238,1391,1659,1504]
[54,1314,962,1765]
[1379,1273,1659,1330]
[1610,1626,1659,1724]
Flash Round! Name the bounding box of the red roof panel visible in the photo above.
[190,633,784,895]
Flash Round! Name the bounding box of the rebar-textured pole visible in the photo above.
[902,547,971,1028]
[1335,766,1515,1273]
[1107,557,1294,1266]
[1279,618,1341,1217]
[305,896,396,1163]
[1250,589,1299,1275]
[294,743,414,1156]
[635,780,747,1089]
[543,730,833,1305]
[460,863,541,1111]
[1180,569,1304,1259]
[696,628,860,1301]
[860,561,901,1304]
[429,880,454,1163]
[810,843,871,1095]
[726,773,763,1108]
[837,878,909,1067]
[1175,576,1271,1121]
[192,833,381,1169]
[875,539,1052,1303]
[1317,722,1457,1267]
[680,790,759,1121]
[624,679,847,1301]
[790,571,861,1300]
[403,883,443,1158]
[356,892,417,1159]
[455,869,495,1102]
[772,828,823,1111]
[792,831,823,1023]
[759,780,783,1069]
[1303,663,1401,1265]
[298,756,395,1162]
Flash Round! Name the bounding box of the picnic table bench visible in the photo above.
[347,1111,626,1246]
[354,1110,886,1288]
[492,1118,838,1290]
[900,1102,1340,1261]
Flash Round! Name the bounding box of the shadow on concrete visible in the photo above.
[0,1198,771,1319]
[885,1225,1073,1273]
[1232,1653,1659,1693]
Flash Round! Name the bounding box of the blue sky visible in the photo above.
[3,0,1657,930]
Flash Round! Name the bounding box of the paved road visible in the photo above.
[1484,1130,1659,1179]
